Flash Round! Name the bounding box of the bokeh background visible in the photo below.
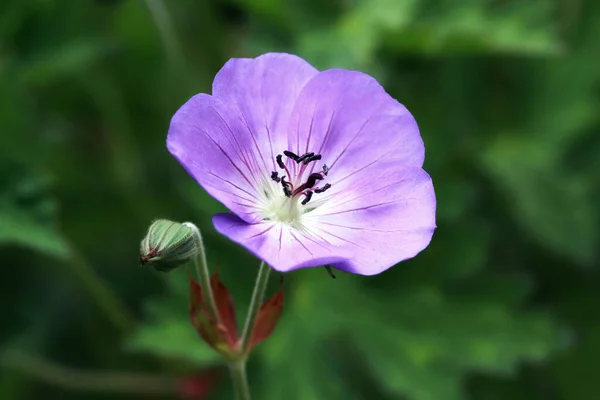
[1,0,599,399]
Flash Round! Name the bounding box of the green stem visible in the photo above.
[66,243,133,333]
[228,361,251,400]
[240,261,271,353]
[143,0,186,73]
[227,261,271,400]
[0,349,174,395]
[186,223,219,321]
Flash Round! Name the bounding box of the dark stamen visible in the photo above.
[302,154,322,164]
[276,154,285,169]
[273,151,332,200]
[296,152,314,163]
[304,173,324,189]
[301,190,313,205]
[271,171,281,183]
[283,150,299,161]
[314,183,331,193]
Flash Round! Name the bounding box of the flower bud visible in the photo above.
[140,219,199,272]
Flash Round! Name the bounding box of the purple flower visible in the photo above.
[167,53,436,275]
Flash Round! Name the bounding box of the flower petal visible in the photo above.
[286,69,424,185]
[169,54,318,223]
[212,214,349,272]
[167,94,266,222]
[212,53,319,171]
[307,165,436,275]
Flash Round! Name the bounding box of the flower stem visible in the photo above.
[66,243,133,333]
[226,261,271,400]
[144,0,186,71]
[240,261,271,353]
[185,223,219,321]
[0,349,174,395]
[228,361,251,400]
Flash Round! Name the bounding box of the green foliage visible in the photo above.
[126,298,220,367]
[0,162,69,258]
[132,263,562,400]
[481,135,596,265]
[1,0,600,399]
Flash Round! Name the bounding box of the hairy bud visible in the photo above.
[140,219,199,272]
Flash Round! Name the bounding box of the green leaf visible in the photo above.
[257,317,353,400]
[298,0,559,75]
[18,39,112,86]
[256,277,356,400]
[126,300,220,367]
[352,285,559,398]
[481,135,596,265]
[0,162,69,258]
[257,270,561,400]
[549,284,600,400]
[407,221,491,283]
[135,265,561,400]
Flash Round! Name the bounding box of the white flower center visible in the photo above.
[259,186,304,224]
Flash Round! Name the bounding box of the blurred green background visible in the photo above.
[1,0,599,399]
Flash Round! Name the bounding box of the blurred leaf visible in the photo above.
[2,0,600,399]
[434,177,479,223]
[547,279,600,400]
[137,268,562,400]
[256,277,355,400]
[299,0,559,74]
[481,135,596,265]
[353,289,560,399]
[0,162,69,258]
[18,39,113,85]
[397,1,560,55]
[126,299,221,367]
[408,221,491,283]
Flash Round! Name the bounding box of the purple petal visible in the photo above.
[212,53,318,171]
[286,69,424,184]
[172,55,436,275]
[309,166,436,275]
[168,54,318,223]
[212,214,348,272]
[167,94,266,223]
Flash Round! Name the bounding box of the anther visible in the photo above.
[314,183,331,194]
[304,173,324,189]
[276,154,285,169]
[271,171,281,183]
[308,154,322,163]
[322,164,329,176]
[283,150,299,161]
[296,152,314,163]
[301,190,313,205]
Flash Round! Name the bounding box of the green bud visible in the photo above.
[140,219,199,272]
